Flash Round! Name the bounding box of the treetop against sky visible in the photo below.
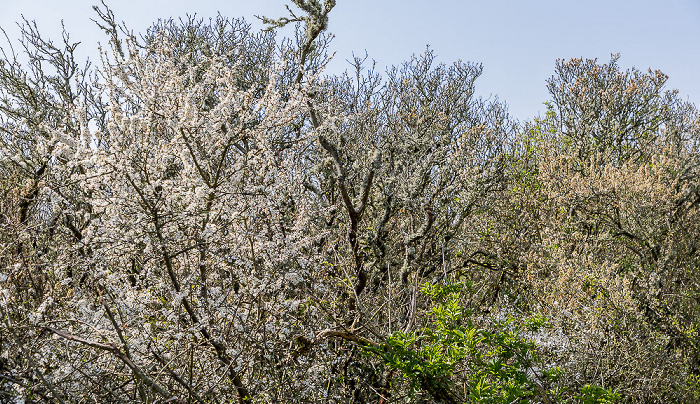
[1,0,698,121]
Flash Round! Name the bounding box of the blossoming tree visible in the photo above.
[2,1,699,403]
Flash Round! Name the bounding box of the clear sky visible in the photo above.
[1,0,698,122]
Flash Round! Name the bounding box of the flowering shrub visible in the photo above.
[1,1,698,403]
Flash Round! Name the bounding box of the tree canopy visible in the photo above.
[1,2,699,403]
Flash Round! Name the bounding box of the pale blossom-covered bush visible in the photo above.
[2,3,699,404]
[1,5,337,402]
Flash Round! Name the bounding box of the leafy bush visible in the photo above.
[365,282,620,403]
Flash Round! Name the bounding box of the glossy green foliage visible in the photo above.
[364,282,620,403]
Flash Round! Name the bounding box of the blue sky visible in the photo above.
[1,0,698,121]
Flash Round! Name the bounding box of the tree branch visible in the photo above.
[43,327,180,403]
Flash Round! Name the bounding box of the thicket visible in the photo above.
[1,1,698,403]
